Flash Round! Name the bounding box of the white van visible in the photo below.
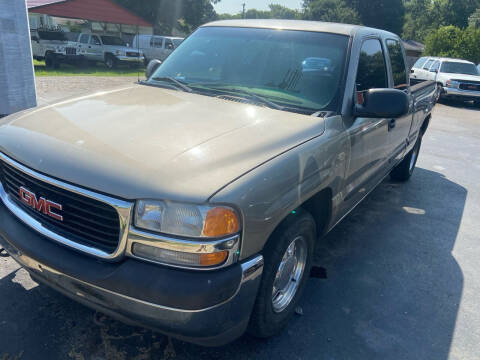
[132,35,184,63]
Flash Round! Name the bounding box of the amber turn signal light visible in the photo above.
[203,207,240,237]
[200,251,229,266]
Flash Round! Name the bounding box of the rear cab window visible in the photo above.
[386,39,408,91]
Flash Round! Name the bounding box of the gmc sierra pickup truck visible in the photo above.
[0,20,435,346]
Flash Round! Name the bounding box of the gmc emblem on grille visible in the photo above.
[19,187,63,221]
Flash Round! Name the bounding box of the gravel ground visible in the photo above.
[1,78,480,359]
[35,76,140,105]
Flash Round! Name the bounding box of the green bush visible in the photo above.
[425,25,480,63]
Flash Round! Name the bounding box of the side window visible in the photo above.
[430,61,440,72]
[356,39,388,94]
[386,39,408,90]
[90,35,101,45]
[413,57,427,69]
[79,34,89,44]
[151,37,163,48]
[165,39,174,50]
[423,59,434,70]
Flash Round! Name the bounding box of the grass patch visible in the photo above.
[34,59,145,77]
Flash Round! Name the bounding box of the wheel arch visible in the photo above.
[420,113,431,136]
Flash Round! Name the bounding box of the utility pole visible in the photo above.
[242,3,246,19]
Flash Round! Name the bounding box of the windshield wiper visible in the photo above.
[151,77,193,93]
[233,89,285,111]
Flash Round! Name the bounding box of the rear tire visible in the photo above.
[248,209,315,338]
[390,136,422,182]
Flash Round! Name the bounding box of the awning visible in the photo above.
[27,0,152,27]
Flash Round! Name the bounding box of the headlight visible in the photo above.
[134,200,240,238]
[446,80,460,88]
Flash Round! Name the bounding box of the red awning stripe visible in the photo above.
[28,0,151,27]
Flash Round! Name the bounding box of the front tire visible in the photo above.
[248,210,315,338]
[391,136,422,182]
[104,54,117,69]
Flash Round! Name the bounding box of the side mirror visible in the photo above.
[145,59,162,79]
[354,88,409,118]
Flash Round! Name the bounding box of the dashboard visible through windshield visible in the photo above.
[148,26,349,115]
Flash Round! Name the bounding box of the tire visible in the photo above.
[390,136,422,182]
[248,209,316,338]
[45,52,55,69]
[104,54,117,69]
[435,83,443,103]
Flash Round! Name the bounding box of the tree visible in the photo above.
[402,0,432,41]
[431,0,480,29]
[303,0,361,24]
[424,25,480,63]
[468,8,480,28]
[113,0,219,34]
[344,0,405,35]
[269,4,301,19]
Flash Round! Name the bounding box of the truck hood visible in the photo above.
[0,85,326,202]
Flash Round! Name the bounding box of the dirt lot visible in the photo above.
[1,78,479,360]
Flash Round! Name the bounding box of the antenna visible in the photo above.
[242,3,246,18]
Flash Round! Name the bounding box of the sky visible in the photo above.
[214,0,303,15]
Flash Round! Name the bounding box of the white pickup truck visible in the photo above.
[410,56,480,105]
[65,33,144,68]
[30,29,68,68]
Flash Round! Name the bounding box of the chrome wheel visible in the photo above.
[272,236,308,313]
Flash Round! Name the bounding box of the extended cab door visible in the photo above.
[77,33,89,58]
[89,35,103,61]
[425,60,440,81]
[384,39,413,165]
[342,38,390,208]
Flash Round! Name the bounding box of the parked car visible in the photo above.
[0,20,436,346]
[30,29,68,68]
[75,33,144,68]
[411,57,480,105]
[132,34,184,63]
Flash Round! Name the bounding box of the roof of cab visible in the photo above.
[423,56,474,64]
[202,19,377,37]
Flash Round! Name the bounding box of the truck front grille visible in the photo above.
[66,47,77,55]
[126,52,139,57]
[0,160,121,253]
[459,82,480,92]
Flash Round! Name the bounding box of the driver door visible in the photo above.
[342,38,390,210]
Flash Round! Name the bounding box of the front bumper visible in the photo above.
[0,201,263,346]
[443,87,480,100]
[116,55,145,63]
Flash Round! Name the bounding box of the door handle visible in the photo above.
[388,119,396,131]
[88,46,91,48]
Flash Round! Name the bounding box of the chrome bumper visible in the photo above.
[116,56,144,63]
[443,87,480,99]
[1,227,263,346]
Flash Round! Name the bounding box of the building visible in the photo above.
[402,40,425,69]
[27,0,153,39]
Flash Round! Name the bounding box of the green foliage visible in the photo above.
[218,4,301,20]
[469,8,480,28]
[344,0,405,35]
[302,0,360,24]
[425,25,480,63]
[113,0,218,34]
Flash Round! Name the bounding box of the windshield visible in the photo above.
[440,62,479,75]
[101,36,127,46]
[149,27,349,114]
[38,31,67,41]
